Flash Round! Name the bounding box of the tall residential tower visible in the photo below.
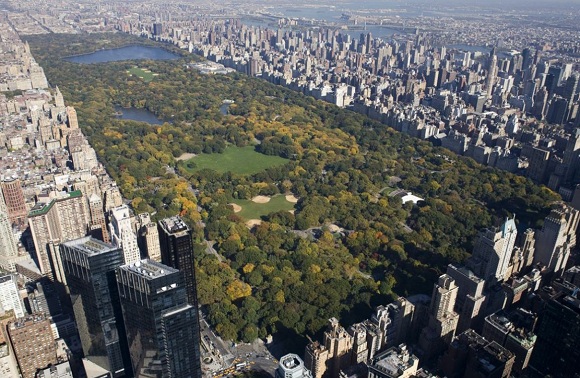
[116,259,201,378]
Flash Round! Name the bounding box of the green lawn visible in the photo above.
[232,195,295,220]
[127,66,155,82]
[183,146,288,175]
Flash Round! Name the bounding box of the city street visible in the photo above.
[200,315,279,378]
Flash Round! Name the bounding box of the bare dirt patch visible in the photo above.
[229,203,242,213]
[246,219,262,228]
[285,194,299,203]
[251,195,271,204]
[176,153,196,161]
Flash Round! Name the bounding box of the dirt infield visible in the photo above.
[285,194,299,203]
[229,203,242,213]
[251,195,271,203]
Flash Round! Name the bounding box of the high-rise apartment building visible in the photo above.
[7,313,57,378]
[534,203,580,275]
[28,191,89,281]
[65,106,79,129]
[0,275,25,319]
[0,190,19,272]
[0,178,27,225]
[347,323,368,364]
[468,218,517,283]
[372,297,414,350]
[60,237,129,377]
[324,318,354,378]
[446,264,486,333]
[303,340,329,378]
[116,259,202,378]
[486,53,498,99]
[137,213,161,262]
[303,318,354,378]
[418,274,459,361]
[88,193,110,243]
[108,205,140,265]
[158,216,198,306]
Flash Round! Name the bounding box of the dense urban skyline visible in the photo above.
[0,1,580,378]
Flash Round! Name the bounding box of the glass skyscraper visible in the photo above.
[116,259,201,378]
[60,236,130,377]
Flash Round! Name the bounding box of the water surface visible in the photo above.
[66,45,179,64]
[115,106,163,125]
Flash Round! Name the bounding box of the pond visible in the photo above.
[66,45,179,64]
[115,106,164,125]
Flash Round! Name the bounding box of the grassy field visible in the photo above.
[183,146,288,175]
[232,195,295,220]
[127,66,155,82]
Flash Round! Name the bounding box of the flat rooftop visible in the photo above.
[61,236,118,256]
[279,354,303,371]
[159,215,189,234]
[373,346,417,376]
[120,259,178,280]
[8,313,48,330]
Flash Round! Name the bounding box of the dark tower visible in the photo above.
[157,216,198,307]
[116,259,202,378]
[60,237,131,377]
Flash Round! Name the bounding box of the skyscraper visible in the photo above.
[0,189,19,272]
[486,53,498,99]
[137,213,161,262]
[418,274,459,361]
[446,264,486,333]
[468,218,517,283]
[28,190,89,281]
[534,203,579,275]
[7,313,58,378]
[158,216,198,306]
[0,178,27,225]
[372,297,414,350]
[88,193,110,243]
[303,340,329,378]
[324,318,353,378]
[108,205,140,265]
[116,259,201,378]
[60,237,130,377]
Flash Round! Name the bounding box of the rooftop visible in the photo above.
[0,275,15,285]
[372,345,418,377]
[61,236,118,256]
[279,354,304,372]
[28,190,82,217]
[159,215,190,234]
[8,313,48,330]
[120,259,178,280]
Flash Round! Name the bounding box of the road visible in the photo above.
[205,240,224,262]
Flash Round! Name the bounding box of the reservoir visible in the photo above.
[66,45,179,64]
[115,106,164,125]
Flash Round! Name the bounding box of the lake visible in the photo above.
[115,106,164,125]
[66,45,179,64]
